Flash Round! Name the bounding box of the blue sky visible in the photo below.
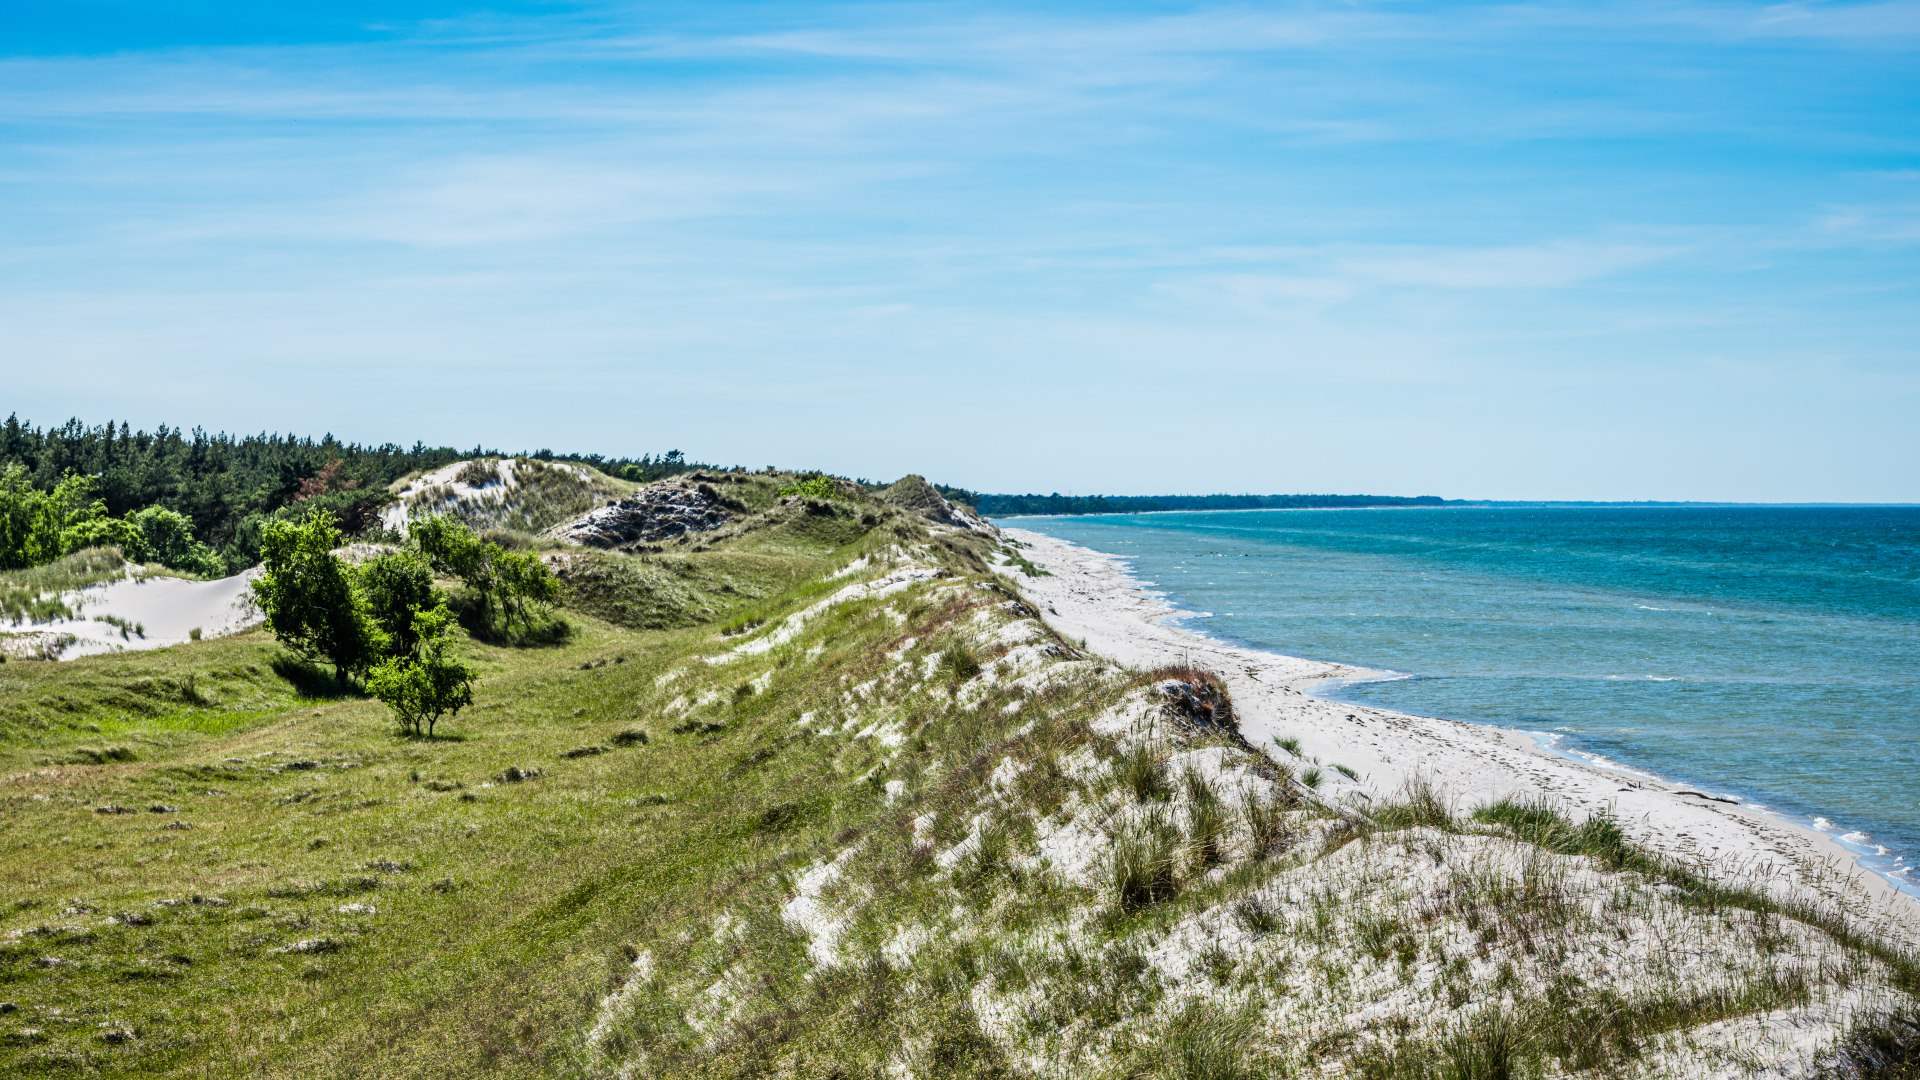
[3,2,1917,500]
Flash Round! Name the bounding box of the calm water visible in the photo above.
[1009,506,1920,890]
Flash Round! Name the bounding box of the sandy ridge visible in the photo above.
[1002,526,1920,949]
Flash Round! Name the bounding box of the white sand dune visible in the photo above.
[380,457,611,535]
[2,567,263,661]
[1002,527,1920,947]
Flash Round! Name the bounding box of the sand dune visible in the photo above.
[2,567,262,661]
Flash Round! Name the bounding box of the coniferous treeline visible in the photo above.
[0,415,720,573]
[971,492,1450,517]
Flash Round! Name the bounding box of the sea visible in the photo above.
[1005,505,1920,893]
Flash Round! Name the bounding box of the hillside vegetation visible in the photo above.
[0,468,1914,1078]
[0,416,729,572]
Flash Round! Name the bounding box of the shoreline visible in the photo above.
[1001,526,1920,947]
[1309,675,1920,899]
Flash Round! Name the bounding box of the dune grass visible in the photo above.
[0,548,130,624]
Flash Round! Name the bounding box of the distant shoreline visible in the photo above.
[989,500,1920,519]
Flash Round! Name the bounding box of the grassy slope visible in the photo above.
[0,493,907,1077]
[1,549,133,624]
[1,485,1915,1078]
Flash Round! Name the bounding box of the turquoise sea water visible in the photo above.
[1007,506,1920,891]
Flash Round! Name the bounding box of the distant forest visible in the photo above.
[972,492,1449,517]
[0,416,720,572]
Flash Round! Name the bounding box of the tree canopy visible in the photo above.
[249,513,380,684]
[0,415,730,573]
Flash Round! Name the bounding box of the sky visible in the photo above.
[3,1,1918,501]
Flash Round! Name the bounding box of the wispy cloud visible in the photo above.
[1335,241,1687,289]
[0,2,1915,498]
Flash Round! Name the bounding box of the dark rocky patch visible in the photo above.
[548,481,732,548]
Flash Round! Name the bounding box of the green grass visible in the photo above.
[1107,810,1183,912]
[999,546,1050,578]
[0,489,943,1077]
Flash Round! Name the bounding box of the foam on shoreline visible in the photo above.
[999,526,1920,945]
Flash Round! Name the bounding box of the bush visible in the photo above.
[777,476,841,501]
[250,512,379,684]
[493,546,560,631]
[0,470,227,575]
[60,514,146,561]
[365,603,474,738]
[128,505,222,575]
[1,467,111,570]
[357,550,437,657]
[412,515,560,639]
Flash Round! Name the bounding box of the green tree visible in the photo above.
[0,465,55,569]
[365,602,474,737]
[412,514,493,605]
[493,547,561,631]
[128,505,222,575]
[357,550,438,657]
[0,467,116,569]
[250,513,379,684]
[411,515,560,636]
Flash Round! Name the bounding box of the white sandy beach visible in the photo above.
[1003,526,1920,948]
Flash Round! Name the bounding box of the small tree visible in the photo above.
[250,512,379,684]
[365,603,474,737]
[410,515,560,637]
[128,505,222,575]
[1,467,113,570]
[493,547,560,631]
[357,550,437,657]
[412,515,497,615]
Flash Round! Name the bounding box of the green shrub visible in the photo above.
[365,603,474,738]
[128,505,222,575]
[357,550,438,657]
[412,515,561,640]
[777,476,841,501]
[0,467,100,570]
[250,512,379,683]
